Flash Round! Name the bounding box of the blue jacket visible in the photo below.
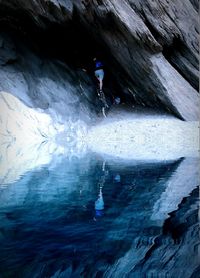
[95,60,103,70]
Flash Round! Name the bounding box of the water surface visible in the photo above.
[0,155,199,278]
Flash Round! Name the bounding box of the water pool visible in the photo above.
[0,155,199,277]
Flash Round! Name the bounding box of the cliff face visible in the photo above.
[0,32,98,124]
[0,0,199,120]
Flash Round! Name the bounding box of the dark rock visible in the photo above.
[0,33,97,124]
[189,0,199,11]
[75,0,199,120]
[0,34,18,65]
[0,0,199,120]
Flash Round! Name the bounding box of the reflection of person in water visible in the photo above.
[95,184,104,218]
[94,161,108,220]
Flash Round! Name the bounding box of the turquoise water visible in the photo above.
[0,155,199,278]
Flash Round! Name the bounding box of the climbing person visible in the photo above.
[93,57,104,92]
[93,57,109,117]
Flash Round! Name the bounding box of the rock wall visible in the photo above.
[0,0,199,120]
[76,0,199,120]
[0,33,98,124]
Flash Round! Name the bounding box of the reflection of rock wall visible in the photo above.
[151,158,200,223]
[0,154,95,208]
[92,158,199,278]
[0,157,198,277]
[135,187,200,278]
[105,185,199,278]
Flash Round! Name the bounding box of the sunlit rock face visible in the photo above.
[0,0,198,120]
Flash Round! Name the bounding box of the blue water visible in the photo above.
[0,155,199,278]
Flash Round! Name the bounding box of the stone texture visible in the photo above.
[0,33,97,124]
[75,0,199,120]
[0,0,199,121]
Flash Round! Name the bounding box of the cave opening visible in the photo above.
[0,6,130,105]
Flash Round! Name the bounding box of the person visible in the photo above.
[93,57,104,92]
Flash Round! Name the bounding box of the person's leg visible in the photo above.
[99,78,103,91]
[95,70,104,91]
[95,71,100,89]
[99,70,104,91]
